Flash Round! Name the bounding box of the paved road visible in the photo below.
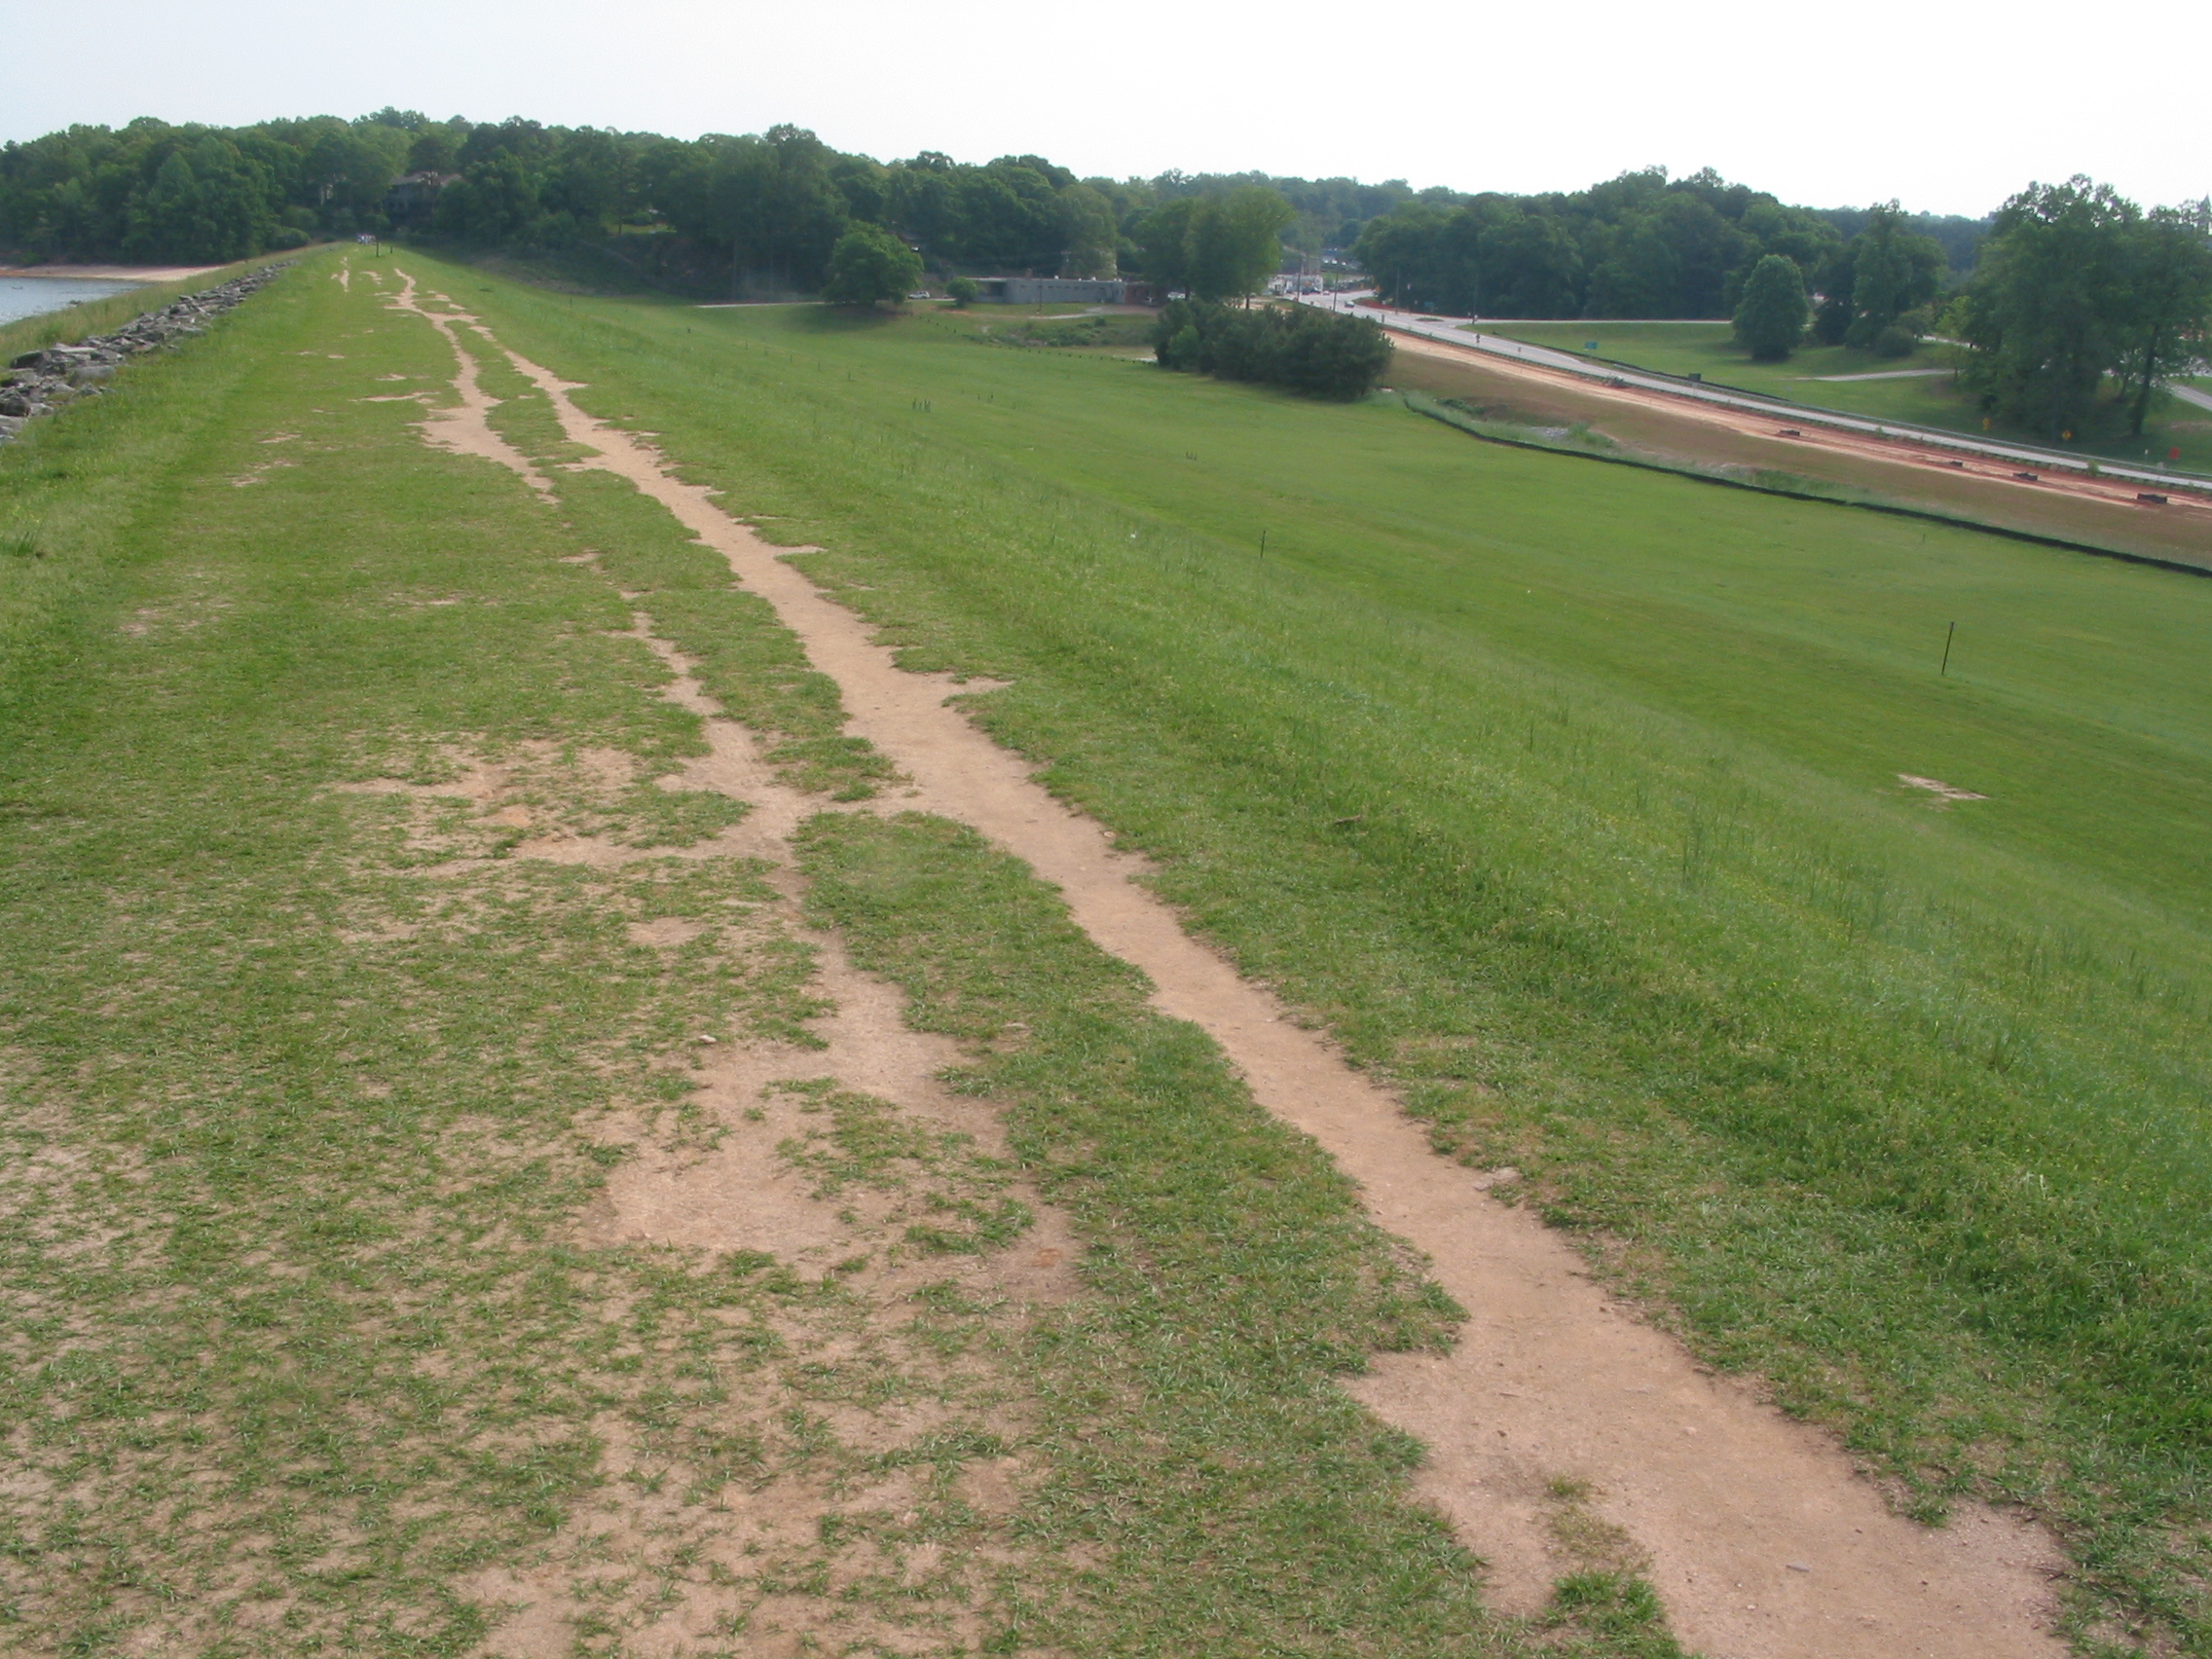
[1294,290,2199,491]
[2170,382,2212,414]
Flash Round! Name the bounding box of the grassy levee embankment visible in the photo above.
[3,252,1698,1655]
[440,264,2212,1648]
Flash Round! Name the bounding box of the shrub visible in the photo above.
[1873,303,1935,358]
[1153,300,1392,400]
[944,276,979,307]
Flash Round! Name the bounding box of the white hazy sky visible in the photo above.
[6,0,2205,218]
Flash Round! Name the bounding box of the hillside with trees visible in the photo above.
[0,112,1982,313]
[0,114,1137,294]
[4,113,2203,445]
[1348,167,1953,327]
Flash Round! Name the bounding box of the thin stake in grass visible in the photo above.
[1941,619,1957,677]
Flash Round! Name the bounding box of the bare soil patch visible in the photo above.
[327,272,1085,1653]
[1899,773,1989,806]
[390,270,2068,1655]
[1390,330,2212,540]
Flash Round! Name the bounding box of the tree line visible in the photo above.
[3,113,2201,439]
[0,114,1122,288]
[1348,166,1977,324]
[0,111,1972,312]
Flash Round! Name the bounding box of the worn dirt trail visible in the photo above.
[387,272,2066,1658]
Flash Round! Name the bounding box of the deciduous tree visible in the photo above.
[1954,178,2137,440]
[2117,203,2212,435]
[1732,253,1809,359]
[821,222,922,308]
[1185,186,1296,301]
[1841,203,1945,352]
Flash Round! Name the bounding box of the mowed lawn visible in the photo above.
[450,269,2212,1646]
[1477,318,2212,474]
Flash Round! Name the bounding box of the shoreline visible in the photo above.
[0,263,223,282]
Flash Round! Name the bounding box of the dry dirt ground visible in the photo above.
[1386,330,2212,543]
[386,270,2069,1658]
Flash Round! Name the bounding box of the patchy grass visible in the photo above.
[0,252,1047,1656]
[799,808,1679,1658]
[0,249,1702,1656]
[438,263,2212,1650]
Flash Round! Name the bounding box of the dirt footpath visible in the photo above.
[380,271,1079,1655]
[391,271,2069,1659]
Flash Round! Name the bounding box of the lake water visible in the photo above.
[0,276,144,327]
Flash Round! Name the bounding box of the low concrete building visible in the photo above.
[972,276,1147,306]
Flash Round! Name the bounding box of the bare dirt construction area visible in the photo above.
[1385,331,2212,569]
[386,269,2070,1658]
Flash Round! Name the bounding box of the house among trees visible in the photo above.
[384,171,460,228]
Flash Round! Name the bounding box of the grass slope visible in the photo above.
[0,252,1699,1656]
[439,266,2212,1651]
[1477,320,2212,475]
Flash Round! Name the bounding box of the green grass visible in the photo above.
[1478,319,2212,474]
[0,250,1702,1655]
[0,249,893,1656]
[429,269,2212,1650]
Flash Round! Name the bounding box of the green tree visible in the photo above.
[1954,178,2137,440]
[1737,199,1842,281]
[433,152,539,242]
[944,275,979,307]
[1057,180,1119,276]
[404,125,464,175]
[1810,241,1858,345]
[124,135,277,262]
[2116,203,2212,435]
[1841,203,1945,352]
[1477,208,1582,316]
[1351,204,1452,307]
[1731,253,1810,359]
[821,223,922,308]
[1584,194,1751,317]
[1159,186,1293,301]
